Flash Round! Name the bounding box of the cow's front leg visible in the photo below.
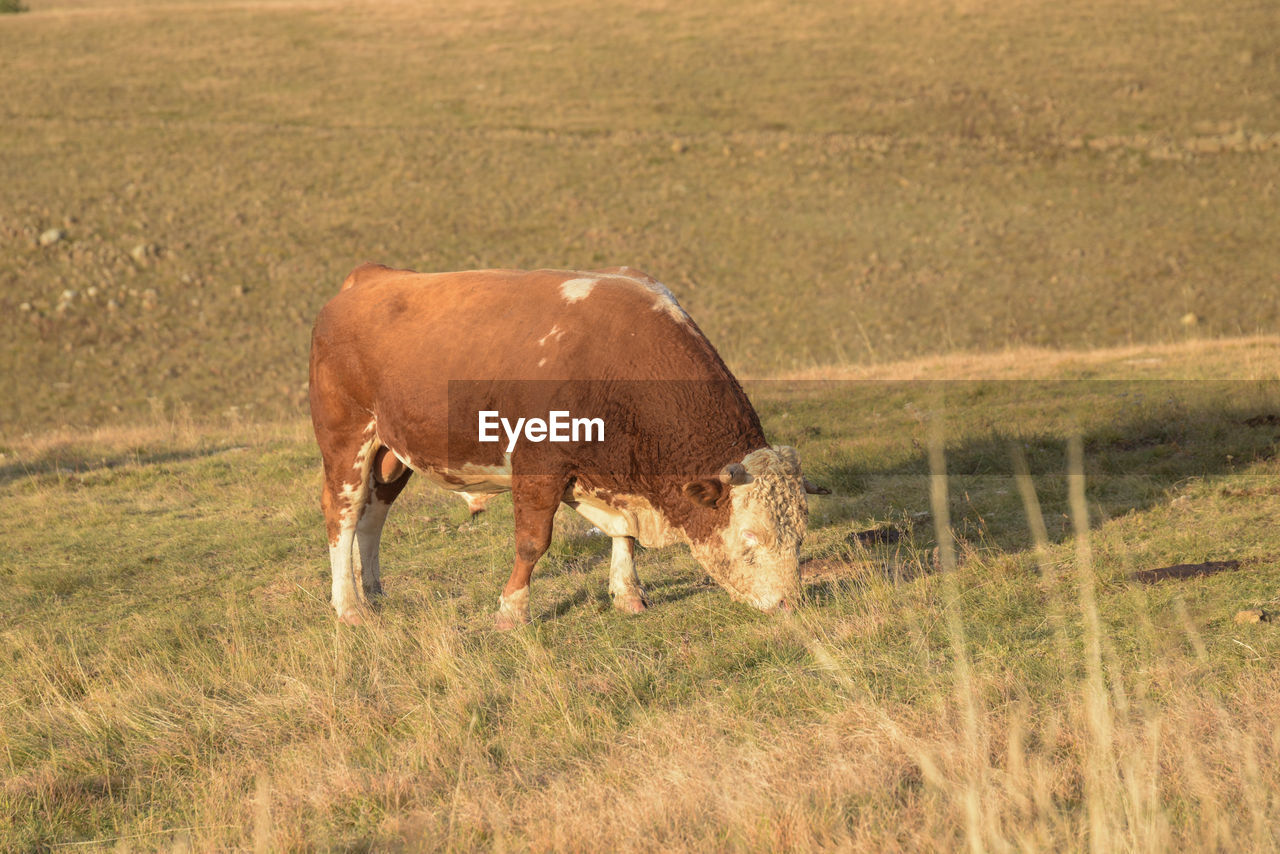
[496,475,563,629]
[608,536,649,614]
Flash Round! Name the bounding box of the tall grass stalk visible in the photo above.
[927,403,990,854]
[1011,444,1072,664]
[1068,435,1123,852]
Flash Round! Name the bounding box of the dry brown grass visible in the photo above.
[774,335,1280,382]
[12,608,1274,850]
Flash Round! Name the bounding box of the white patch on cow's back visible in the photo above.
[595,269,689,324]
[560,278,598,303]
[537,324,563,346]
[644,281,690,323]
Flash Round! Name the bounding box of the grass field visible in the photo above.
[3,0,1280,849]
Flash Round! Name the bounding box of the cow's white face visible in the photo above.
[688,446,807,611]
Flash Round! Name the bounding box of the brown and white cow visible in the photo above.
[308,264,826,627]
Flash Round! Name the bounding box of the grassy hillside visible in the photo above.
[2,339,1278,850]
[2,0,1279,430]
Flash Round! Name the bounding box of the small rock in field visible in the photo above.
[19,302,31,312]
[1180,312,1199,327]
[848,525,901,546]
[1234,609,1269,624]
[231,285,245,297]
[39,228,66,247]
[130,243,157,264]
[671,139,687,154]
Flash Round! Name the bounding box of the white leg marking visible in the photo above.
[332,424,376,621]
[608,536,648,613]
[330,524,361,622]
[355,492,393,598]
[496,585,531,628]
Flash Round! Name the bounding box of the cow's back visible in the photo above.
[310,265,765,486]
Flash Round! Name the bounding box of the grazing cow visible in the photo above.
[308,264,827,627]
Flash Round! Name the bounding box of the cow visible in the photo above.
[308,263,827,627]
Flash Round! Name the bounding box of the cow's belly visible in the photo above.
[421,465,512,496]
[389,443,513,497]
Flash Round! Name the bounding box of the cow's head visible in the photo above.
[683,445,812,612]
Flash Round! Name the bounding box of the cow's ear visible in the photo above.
[682,478,725,507]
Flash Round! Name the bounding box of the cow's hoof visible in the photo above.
[494,611,531,631]
[612,591,649,615]
[495,587,530,630]
[337,609,367,626]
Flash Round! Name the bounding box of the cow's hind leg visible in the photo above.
[496,475,564,629]
[319,428,379,624]
[354,447,412,600]
[608,536,649,614]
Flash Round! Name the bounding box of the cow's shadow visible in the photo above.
[435,379,1279,614]
[0,443,240,488]
[756,378,1279,560]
